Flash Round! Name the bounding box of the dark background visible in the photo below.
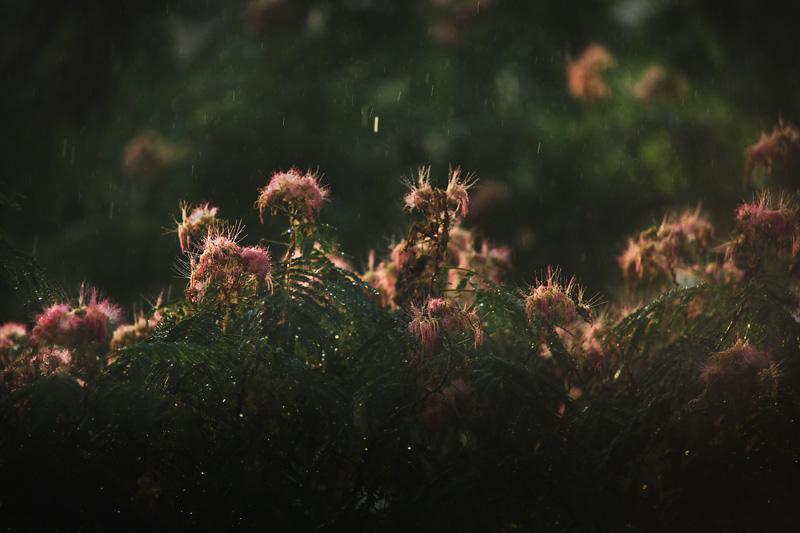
[2,0,799,322]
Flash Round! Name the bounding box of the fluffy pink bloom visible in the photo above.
[734,193,795,242]
[524,267,586,327]
[723,192,798,271]
[567,44,614,104]
[633,65,688,104]
[360,250,399,309]
[408,297,483,351]
[619,206,716,288]
[404,166,477,219]
[32,287,123,349]
[0,322,27,347]
[699,338,777,397]
[743,120,800,189]
[240,245,272,281]
[176,201,220,254]
[110,305,166,351]
[187,226,273,306]
[1,322,29,367]
[256,168,329,223]
[37,347,72,367]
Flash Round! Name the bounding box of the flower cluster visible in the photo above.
[569,319,614,373]
[122,131,184,178]
[110,306,166,351]
[403,166,476,219]
[360,249,400,309]
[618,206,716,288]
[743,119,800,189]
[567,44,614,105]
[186,226,273,306]
[722,192,798,273]
[633,65,689,104]
[176,202,220,254]
[361,224,513,310]
[256,168,329,223]
[699,338,779,398]
[524,266,588,328]
[408,297,483,352]
[446,225,513,291]
[31,287,123,350]
[0,322,28,368]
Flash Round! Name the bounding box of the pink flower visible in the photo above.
[743,120,800,189]
[699,338,778,397]
[256,168,330,223]
[408,297,483,351]
[176,201,220,254]
[723,192,797,271]
[360,250,399,309]
[32,287,123,349]
[618,206,716,288]
[240,245,272,281]
[404,166,476,219]
[110,303,166,351]
[37,347,72,367]
[444,167,476,218]
[0,322,27,347]
[633,65,688,104]
[734,193,795,243]
[186,226,273,306]
[1,322,28,367]
[524,266,586,327]
[567,44,614,104]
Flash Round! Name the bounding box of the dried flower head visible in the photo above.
[176,201,220,254]
[256,168,329,223]
[408,297,483,352]
[567,44,615,104]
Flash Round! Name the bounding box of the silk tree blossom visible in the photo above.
[567,44,614,104]
[256,168,330,223]
[446,225,513,290]
[186,226,273,306]
[408,297,483,352]
[524,267,588,327]
[0,322,28,367]
[722,192,798,271]
[360,250,399,309]
[619,206,715,288]
[403,166,477,219]
[699,338,778,398]
[743,119,800,189]
[176,201,220,254]
[32,287,123,349]
[110,306,167,351]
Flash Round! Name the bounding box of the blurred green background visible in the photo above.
[2,0,799,322]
